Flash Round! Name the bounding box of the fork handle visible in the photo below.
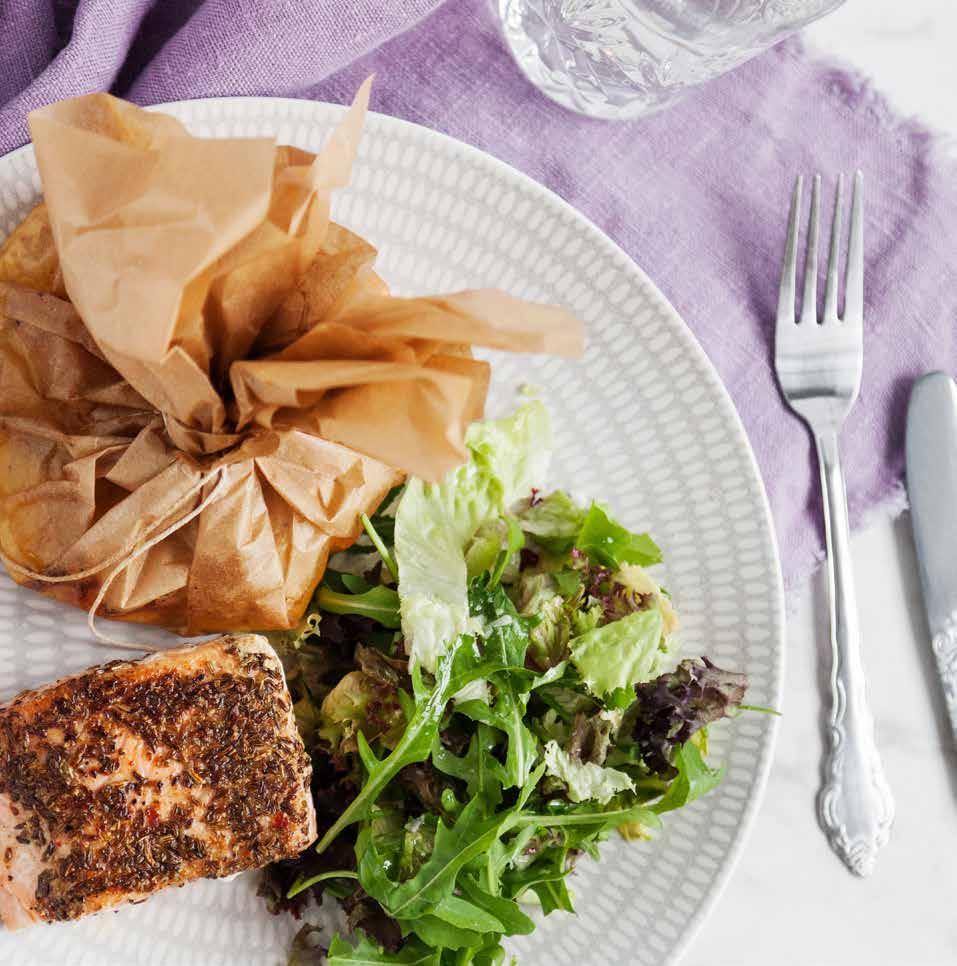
[814,429,894,875]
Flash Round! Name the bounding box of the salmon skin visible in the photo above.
[0,634,316,928]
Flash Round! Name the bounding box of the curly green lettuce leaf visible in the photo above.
[569,599,603,637]
[510,572,570,670]
[517,490,585,555]
[395,402,551,672]
[542,740,634,804]
[568,607,667,699]
[527,593,568,669]
[266,610,322,652]
[465,516,524,588]
[465,519,508,580]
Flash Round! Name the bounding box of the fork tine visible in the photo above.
[777,176,802,326]
[823,174,844,322]
[799,174,821,325]
[843,170,864,323]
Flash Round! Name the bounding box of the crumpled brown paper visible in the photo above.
[0,82,583,634]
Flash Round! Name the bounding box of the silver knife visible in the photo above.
[906,371,957,740]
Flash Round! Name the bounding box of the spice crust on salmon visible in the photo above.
[0,634,316,928]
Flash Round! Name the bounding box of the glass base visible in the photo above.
[497,0,687,122]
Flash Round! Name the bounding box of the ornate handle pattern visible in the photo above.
[815,431,895,876]
[931,619,957,739]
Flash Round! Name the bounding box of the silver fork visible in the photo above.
[775,171,895,876]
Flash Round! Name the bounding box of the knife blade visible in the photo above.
[906,371,957,739]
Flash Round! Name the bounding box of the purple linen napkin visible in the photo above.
[3,0,955,590]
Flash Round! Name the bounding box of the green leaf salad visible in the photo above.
[259,402,750,965]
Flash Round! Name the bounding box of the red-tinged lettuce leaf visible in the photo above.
[344,892,404,954]
[318,670,406,759]
[567,711,614,765]
[288,923,326,965]
[630,657,748,775]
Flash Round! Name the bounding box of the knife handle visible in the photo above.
[814,430,895,876]
[931,623,957,739]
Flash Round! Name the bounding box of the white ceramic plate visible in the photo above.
[0,97,784,966]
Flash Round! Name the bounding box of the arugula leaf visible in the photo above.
[286,869,358,900]
[360,793,508,921]
[459,582,538,787]
[318,585,401,629]
[456,697,538,791]
[514,802,660,832]
[568,607,665,698]
[575,502,661,568]
[458,875,535,936]
[341,573,372,594]
[652,739,725,813]
[326,934,439,965]
[361,511,399,580]
[399,815,437,880]
[432,724,506,805]
[534,679,600,723]
[399,914,488,951]
[316,635,510,853]
[468,938,509,966]
[359,765,546,922]
[396,894,504,952]
[502,847,575,916]
[432,894,503,933]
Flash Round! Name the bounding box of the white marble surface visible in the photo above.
[690,3,957,964]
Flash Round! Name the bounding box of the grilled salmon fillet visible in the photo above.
[0,634,316,928]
